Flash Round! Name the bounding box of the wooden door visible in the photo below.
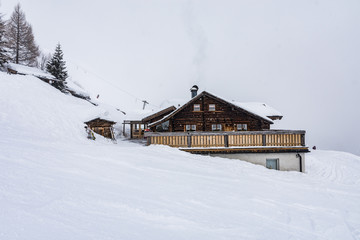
[224,124,234,131]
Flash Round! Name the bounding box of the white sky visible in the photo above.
[1,0,359,155]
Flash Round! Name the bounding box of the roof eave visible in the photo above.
[85,117,116,125]
[268,115,283,121]
[141,106,176,122]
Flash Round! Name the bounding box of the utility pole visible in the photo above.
[142,100,149,110]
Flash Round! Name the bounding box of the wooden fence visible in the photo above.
[145,130,306,148]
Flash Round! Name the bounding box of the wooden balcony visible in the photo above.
[144,130,309,154]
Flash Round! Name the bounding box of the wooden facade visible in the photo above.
[85,118,116,140]
[149,91,273,133]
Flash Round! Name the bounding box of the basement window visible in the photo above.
[237,123,248,131]
[209,104,216,111]
[193,104,200,111]
[266,158,279,170]
[212,124,222,131]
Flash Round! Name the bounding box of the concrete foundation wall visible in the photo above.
[210,152,305,172]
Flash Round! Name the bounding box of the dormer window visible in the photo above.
[209,104,215,111]
[193,104,200,111]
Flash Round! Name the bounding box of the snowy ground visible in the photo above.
[1,72,360,239]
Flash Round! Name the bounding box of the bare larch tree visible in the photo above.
[5,4,39,66]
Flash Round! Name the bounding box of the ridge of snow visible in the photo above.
[6,62,55,79]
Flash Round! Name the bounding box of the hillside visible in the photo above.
[0,72,360,240]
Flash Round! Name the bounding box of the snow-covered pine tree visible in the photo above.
[5,4,40,67]
[0,12,7,68]
[46,43,68,81]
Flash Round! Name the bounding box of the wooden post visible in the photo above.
[146,136,151,146]
[301,134,305,146]
[139,124,142,138]
[130,124,133,139]
[110,127,115,140]
[224,135,229,147]
[122,122,126,137]
[262,134,266,146]
[187,135,192,147]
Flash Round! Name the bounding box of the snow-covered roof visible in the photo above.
[149,91,282,127]
[6,63,55,79]
[231,102,282,121]
[142,106,176,122]
[147,111,175,127]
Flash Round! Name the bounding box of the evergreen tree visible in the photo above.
[5,4,39,66]
[46,43,68,81]
[0,12,7,68]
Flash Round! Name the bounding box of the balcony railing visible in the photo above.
[145,130,306,149]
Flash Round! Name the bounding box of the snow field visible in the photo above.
[0,73,360,239]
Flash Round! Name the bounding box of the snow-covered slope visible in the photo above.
[1,73,360,240]
[6,62,55,79]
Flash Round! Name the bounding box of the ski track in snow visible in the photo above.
[0,73,360,239]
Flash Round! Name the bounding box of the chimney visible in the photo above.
[190,85,199,98]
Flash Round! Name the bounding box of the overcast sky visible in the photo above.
[1,0,360,155]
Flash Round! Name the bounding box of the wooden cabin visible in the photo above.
[84,118,116,139]
[148,91,282,133]
[144,86,308,172]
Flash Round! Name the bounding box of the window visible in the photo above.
[212,124,222,131]
[237,123,248,131]
[134,124,145,130]
[193,104,200,111]
[185,124,196,131]
[266,158,279,170]
[209,104,216,111]
[156,121,169,132]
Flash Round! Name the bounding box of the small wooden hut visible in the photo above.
[84,118,116,140]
